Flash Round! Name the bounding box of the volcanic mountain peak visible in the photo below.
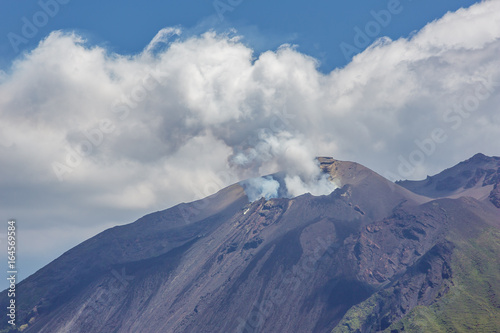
[3,154,499,333]
[318,156,372,186]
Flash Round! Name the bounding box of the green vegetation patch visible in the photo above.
[333,228,500,333]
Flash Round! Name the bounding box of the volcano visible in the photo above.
[3,154,500,333]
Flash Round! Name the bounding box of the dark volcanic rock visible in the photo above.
[490,183,500,208]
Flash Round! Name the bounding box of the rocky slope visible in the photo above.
[1,154,499,333]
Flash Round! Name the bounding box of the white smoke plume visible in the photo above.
[284,173,336,198]
[233,129,337,201]
[240,171,337,202]
[240,176,281,202]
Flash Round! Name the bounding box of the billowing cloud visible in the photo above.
[1,0,500,283]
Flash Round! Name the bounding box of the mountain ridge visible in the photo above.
[396,153,500,207]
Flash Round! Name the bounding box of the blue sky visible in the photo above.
[0,0,480,71]
[1,0,499,289]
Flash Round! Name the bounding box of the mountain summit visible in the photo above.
[3,154,500,333]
